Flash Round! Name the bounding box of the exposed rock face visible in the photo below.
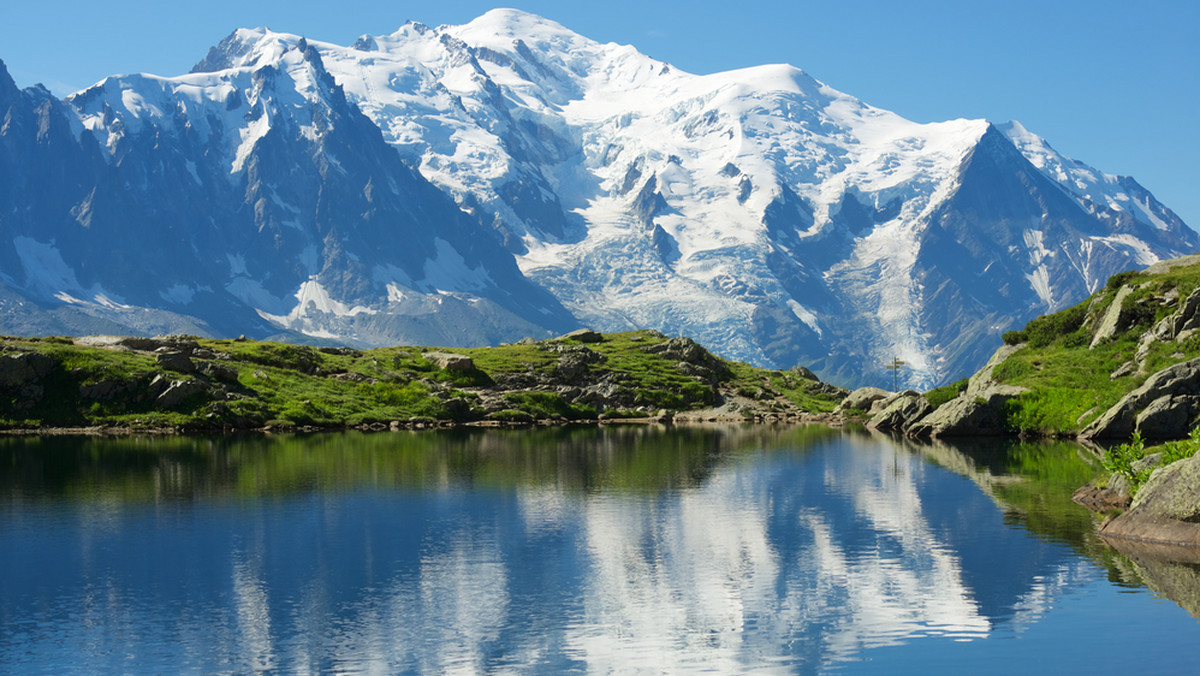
[554,346,605,383]
[867,391,933,432]
[0,352,55,389]
[643,337,730,382]
[1100,451,1200,546]
[154,378,209,409]
[1083,357,1200,439]
[906,344,1027,438]
[1090,285,1134,348]
[156,351,196,373]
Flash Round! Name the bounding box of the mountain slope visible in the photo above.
[0,9,1193,386]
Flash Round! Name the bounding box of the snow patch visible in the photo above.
[786,300,823,337]
[13,237,81,297]
[160,284,196,305]
[421,239,494,292]
[232,109,270,173]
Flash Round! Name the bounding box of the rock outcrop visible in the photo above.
[907,344,1027,438]
[1099,450,1200,546]
[836,387,891,415]
[422,352,476,372]
[1083,357,1200,439]
[867,391,933,432]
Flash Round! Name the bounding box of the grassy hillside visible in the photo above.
[0,330,845,432]
[991,256,1200,436]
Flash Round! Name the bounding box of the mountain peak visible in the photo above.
[190,28,301,74]
[448,8,597,55]
[0,57,18,100]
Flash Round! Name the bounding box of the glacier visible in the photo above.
[0,8,1194,388]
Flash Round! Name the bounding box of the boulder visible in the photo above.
[560,328,603,343]
[423,351,475,372]
[154,378,208,409]
[643,338,730,378]
[836,387,890,414]
[790,365,819,381]
[867,392,932,432]
[555,347,604,382]
[1100,451,1200,546]
[156,350,196,373]
[906,344,1027,438]
[198,361,240,384]
[1136,395,1200,439]
[905,386,1020,437]
[1083,357,1200,439]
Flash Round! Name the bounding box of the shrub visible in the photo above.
[1024,305,1087,348]
[1106,270,1139,291]
[1101,431,1153,495]
[1002,330,1028,346]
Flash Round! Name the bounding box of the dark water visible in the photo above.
[1,426,1198,674]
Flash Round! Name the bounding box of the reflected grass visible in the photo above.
[0,425,840,504]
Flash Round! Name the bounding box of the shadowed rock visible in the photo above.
[1084,357,1200,439]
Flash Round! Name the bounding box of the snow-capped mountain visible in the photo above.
[0,9,1194,387]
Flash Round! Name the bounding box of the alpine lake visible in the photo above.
[2,425,1199,674]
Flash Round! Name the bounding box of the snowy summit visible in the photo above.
[0,9,1193,387]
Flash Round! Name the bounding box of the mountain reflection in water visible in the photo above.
[1,426,1197,673]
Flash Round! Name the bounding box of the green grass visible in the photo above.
[0,329,845,430]
[925,378,968,410]
[988,258,1200,436]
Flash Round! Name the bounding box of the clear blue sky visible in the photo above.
[2,0,1196,231]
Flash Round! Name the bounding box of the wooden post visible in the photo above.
[885,357,906,391]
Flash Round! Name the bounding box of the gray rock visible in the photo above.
[117,336,166,351]
[868,392,933,432]
[154,378,208,408]
[643,338,730,377]
[1134,395,1200,439]
[1110,360,1138,380]
[152,335,200,353]
[147,374,171,398]
[0,352,56,389]
[556,351,595,382]
[198,361,240,384]
[1090,285,1134,348]
[1084,357,1200,439]
[836,387,890,414]
[906,344,1027,437]
[79,379,135,401]
[423,351,475,371]
[790,365,819,381]
[677,361,720,385]
[1100,451,1200,546]
[560,328,603,343]
[156,350,195,373]
[906,388,1019,437]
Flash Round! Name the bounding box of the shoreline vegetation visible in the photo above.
[0,328,849,436]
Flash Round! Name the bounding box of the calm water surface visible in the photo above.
[1,426,1198,674]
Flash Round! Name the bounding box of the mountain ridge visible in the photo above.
[0,10,1193,387]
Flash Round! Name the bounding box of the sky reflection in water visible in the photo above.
[1,427,1198,674]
